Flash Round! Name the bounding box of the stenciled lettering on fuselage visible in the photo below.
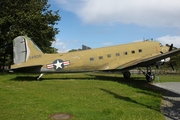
[29,54,42,60]
[46,59,70,70]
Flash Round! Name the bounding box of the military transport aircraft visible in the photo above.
[10,36,180,82]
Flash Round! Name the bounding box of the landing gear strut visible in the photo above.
[36,73,44,80]
[123,71,131,79]
[139,67,155,82]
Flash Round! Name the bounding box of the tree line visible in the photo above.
[0,0,60,72]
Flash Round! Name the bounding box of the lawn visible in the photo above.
[0,73,178,120]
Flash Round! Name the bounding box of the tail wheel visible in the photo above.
[123,71,131,79]
[146,72,155,82]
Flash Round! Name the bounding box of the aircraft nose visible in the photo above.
[160,46,169,53]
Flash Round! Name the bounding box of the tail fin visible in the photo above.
[13,36,43,64]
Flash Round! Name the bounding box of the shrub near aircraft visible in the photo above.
[11,36,180,82]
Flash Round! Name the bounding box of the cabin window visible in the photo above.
[90,57,94,61]
[107,54,111,58]
[116,53,120,56]
[124,52,128,55]
[99,56,103,59]
[131,50,135,54]
[139,49,142,53]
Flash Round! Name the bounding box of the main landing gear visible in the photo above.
[122,66,155,82]
[139,66,155,82]
[123,71,131,80]
[145,72,155,82]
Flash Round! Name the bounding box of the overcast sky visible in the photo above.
[48,0,180,52]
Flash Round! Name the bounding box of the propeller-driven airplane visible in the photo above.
[11,36,180,82]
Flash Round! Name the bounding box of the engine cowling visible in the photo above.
[160,57,170,63]
[155,57,170,68]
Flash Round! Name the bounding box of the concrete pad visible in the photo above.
[153,82,180,120]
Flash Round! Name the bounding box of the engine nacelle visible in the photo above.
[160,57,170,63]
[165,57,171,62]
[155,57,170,68]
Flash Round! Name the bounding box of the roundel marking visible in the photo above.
[53,59,64,70]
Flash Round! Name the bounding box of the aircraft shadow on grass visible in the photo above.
[10,73,180,119]
[93,74,180,120]
[100,88,159,112]
[11,73,144,82]
[10,73,173,94]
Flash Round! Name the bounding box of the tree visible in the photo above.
[0,0,60,71]
[69,49,79,52]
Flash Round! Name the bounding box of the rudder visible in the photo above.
[13,36,43,64]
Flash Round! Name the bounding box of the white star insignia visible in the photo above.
[54,60,63,69]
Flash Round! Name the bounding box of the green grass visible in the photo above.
[1,73,178,120]
[154,74,180,82]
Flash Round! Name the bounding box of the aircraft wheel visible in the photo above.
[123,71,131,79]
[36,76,40,81]
[36,73,44,81]
[146,72,155,82]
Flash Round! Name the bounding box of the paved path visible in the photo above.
[153,82,180,120]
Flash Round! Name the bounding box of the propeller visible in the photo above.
[168,44,173,51]
[156,44,176,70]
[169,63,175,71]
[168,44,175,71]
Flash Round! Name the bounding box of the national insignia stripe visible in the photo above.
[47,64,53,69]
[63,61,70,66]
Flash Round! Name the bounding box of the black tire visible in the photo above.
[36,76,40,81]
[146,72,155,82]
[123,71,131,79]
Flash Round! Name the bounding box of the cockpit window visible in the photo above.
[159,43,163,47]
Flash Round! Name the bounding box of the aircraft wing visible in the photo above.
[116,48,180,71]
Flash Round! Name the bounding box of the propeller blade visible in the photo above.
[169,63,175,71]
[169,44,173,51]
